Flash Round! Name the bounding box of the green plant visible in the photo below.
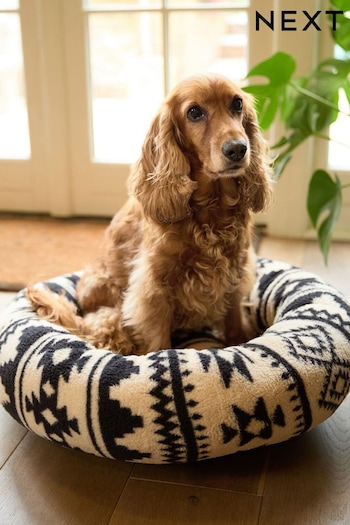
[244,2,350,263]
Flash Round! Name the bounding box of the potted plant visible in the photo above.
[244,1,350,263]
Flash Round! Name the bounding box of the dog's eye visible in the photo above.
[187,106,205,122]
[231,97,243,113]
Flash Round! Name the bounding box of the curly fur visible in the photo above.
[27,74,273,355]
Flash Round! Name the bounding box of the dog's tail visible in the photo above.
[26,286,84,336]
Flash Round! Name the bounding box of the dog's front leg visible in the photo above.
[225,248,257,346]
[122,262,173,354]
[122,291,172,354]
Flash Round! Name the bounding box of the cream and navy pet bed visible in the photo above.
[0,258,350,464]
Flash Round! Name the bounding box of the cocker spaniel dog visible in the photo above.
[28,74,273,355]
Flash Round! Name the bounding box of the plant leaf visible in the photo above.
[272,152,292,181]
[244,52,296,130]
[271,126,313,179]
[307,170,342,263]
[246,52,296,85]
[271,58,350,178]
[328,2,350,51]
[316,58,350,108]
[330,0,349,8]
[272,153,292,181]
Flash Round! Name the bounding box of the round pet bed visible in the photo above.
[0,258,350,464]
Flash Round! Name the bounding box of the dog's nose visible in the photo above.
[222,140,247,161]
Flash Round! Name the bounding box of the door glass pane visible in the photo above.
[0,13,31,159]
[168,10,248,88]
[88,12,164,163]
[328,90,350,170]
[0,0,19,9]
[328,47,350,171]
[167,0,248,7]
[85,0,161,8]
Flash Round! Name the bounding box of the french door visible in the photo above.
[3,1,347,241]
[1,0,257,216]
[63,0,256,215]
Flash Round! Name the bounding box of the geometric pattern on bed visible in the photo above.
[0,258,350,463]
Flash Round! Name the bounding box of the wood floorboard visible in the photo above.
[1,237,350,524]
[259,394,350,525]
[132,448,268,495]
[0,432,133,525]
[109,478,263,525]
[0,410,27,469]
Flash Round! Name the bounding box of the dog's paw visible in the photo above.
[83,307,137,355]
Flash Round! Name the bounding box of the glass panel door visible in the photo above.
[0,1,49,214]
[82,0,250,166]
[328,47,350,171]
[87,10,164,162]
[0,2,30,159]
[168,9,248,87]
[64,0,252,215]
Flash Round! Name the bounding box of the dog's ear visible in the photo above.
[128,103,197,224]
[240,100,273,212]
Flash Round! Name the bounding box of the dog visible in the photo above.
[28,73,273,355]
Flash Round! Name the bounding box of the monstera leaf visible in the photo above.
[245,52,350,180]
[329,0,350,51]
[307,170,342,264]
[244,52,296,131]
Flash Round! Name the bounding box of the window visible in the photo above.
[85,0,250,163]
[64,0,256,215]
[328,46,350,171]
[1,0,326,241]
[0,0,30,158]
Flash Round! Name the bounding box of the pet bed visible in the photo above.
[0,258,350,464]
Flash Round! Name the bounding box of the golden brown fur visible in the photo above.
[28,74,273,355]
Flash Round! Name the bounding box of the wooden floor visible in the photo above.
[1,237,350,524]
